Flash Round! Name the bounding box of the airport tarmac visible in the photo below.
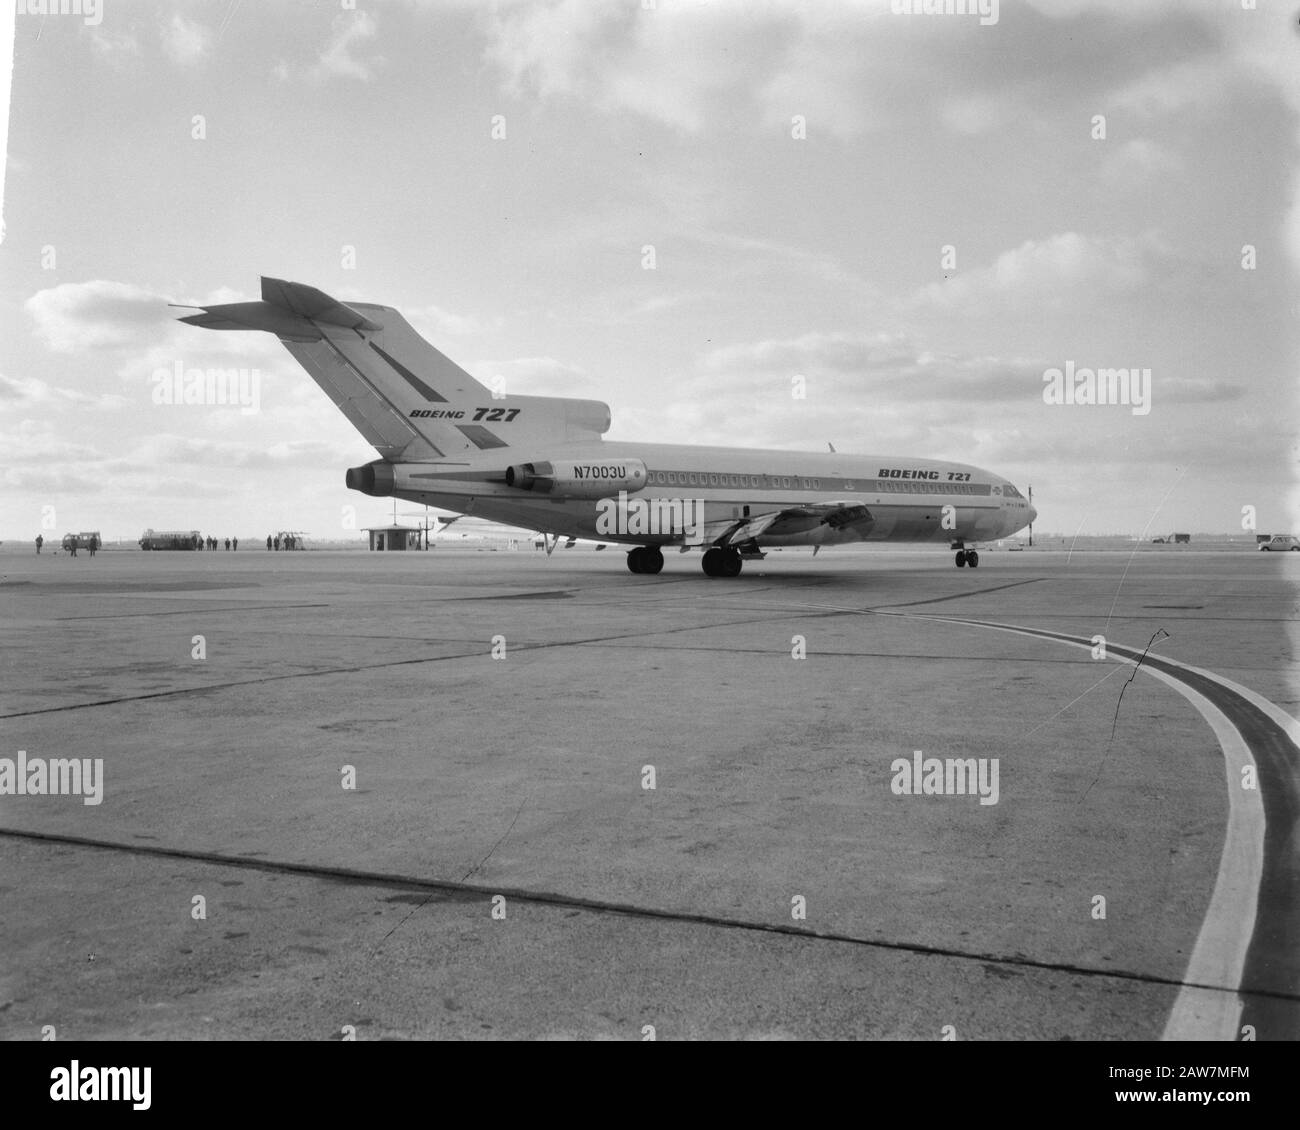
[1,546,1296,1040]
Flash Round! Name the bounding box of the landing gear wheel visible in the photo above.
[955,550,967,568]
[703,548,742,577]
[966,550,979,568]
[628,546,665,575]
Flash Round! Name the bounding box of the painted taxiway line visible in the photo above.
[901,612,1295,1041]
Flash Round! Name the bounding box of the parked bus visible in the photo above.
[140,529,201,550]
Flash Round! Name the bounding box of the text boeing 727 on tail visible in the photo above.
[180,277,1036,577]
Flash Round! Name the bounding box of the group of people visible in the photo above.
[196,536,238,551]
[36,534,99,556]
[265,534,298,551]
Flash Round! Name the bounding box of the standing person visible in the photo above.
[224,538,230,551]
[88,534,98,557]
[232,537,238,551]
[274,535,281,551]
[68,536,78,557]
[35,534,43,554]
[266,534,272,551]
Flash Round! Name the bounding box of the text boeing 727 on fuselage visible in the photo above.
[180,277,1036,577]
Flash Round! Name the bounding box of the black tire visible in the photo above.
[719,550,742,577]
[701,548,724,577]
[955,551,967,568]
[641,547,664,574]
[627,547,645,574]
[967,550,979,568]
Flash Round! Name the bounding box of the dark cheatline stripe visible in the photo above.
[369,341,447,402]
[456,424,509,450]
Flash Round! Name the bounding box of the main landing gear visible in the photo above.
[954,548,979,568]
[701,547,743,578]
[626,546,664,574]
[628,545,744,577]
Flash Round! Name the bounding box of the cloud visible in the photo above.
[25,281,172,353]
[939,94,1007,137]
[700,330,1046,406]
[911,231,1171,313]
[161,14,212,66]
[1110,57,1231,119]
[405,305,498,340]
[482,0,791,134]
[471,356,598,398]
[0,419,104,465]
[114,434,340,471]
[0,373,127,410]
[1098,138,1181,189]
[86,27,141,64]
[1154,376,1246,404]
[311,11,383,83]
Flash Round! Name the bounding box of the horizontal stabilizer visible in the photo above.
[177,276,381,340]
[260,276,382,331]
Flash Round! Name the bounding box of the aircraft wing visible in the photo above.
[706,502,874,545]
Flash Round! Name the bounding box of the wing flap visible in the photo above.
[714,502,874,545]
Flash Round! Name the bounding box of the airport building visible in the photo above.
[363,525,423,551]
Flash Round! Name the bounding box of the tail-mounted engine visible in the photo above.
[506,459,647,499]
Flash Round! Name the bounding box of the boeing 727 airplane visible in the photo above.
[180,277,1036,577]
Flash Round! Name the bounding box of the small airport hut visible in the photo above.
[363,525,423,551]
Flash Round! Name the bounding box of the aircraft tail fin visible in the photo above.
[180,277,609,462]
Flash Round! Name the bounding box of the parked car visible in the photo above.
[1259,535,1300,552]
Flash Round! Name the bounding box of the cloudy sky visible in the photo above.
[1,0,1297,542]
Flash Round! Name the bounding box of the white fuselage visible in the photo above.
[384,441,1035,548]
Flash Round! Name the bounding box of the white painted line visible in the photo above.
[903,614,1267,1041]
